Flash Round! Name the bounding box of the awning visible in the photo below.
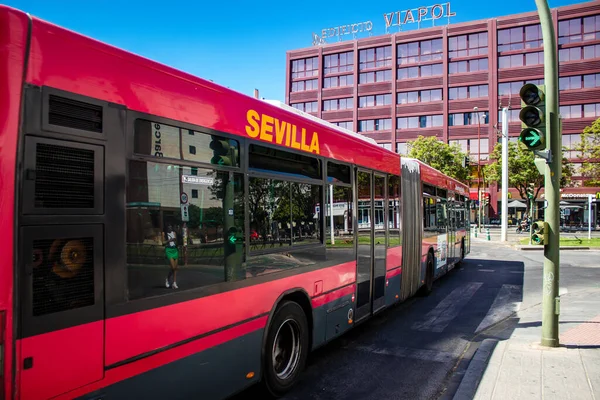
[507,200,528,208]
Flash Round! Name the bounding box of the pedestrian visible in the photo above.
[164,223,179,289]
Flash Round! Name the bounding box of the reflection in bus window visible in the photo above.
[325,186,353,246]
[249,178,322,249]
[388,175,401,248]
[126,161,245,299]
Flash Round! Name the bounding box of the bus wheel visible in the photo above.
[418,254,434,296]
[263,301,309,397]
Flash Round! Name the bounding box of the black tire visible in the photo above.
[418,253,434,296]
[263,301,309,398]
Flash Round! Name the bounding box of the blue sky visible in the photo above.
[6,0,587,101]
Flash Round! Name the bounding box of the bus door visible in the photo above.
[372,174,387,314]
[355,169,373,322]
[448,194,456,266]
[355,170,387,322]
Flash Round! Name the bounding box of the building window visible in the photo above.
[359,70,392,84]
[559,76,583,91]
[562,134,581,159]
[449,33,488,58]
[359,94,392,108]
[448,59,488,74]
[324,51,354,74]
[498,25,543,52]
[324,74,354,88]
[559,44,600,62]
[358,118,392,132]
[397,39,443,65]
[323,97,354,111]
[448,85,488,100]
[359,46,392,70]
[584,73,600,88]
[498,79,544,96]
[379,143,392,151]
[396,142,409,155]
[469,139,490,161]
[449,111,489,126]
[398,63,443,79]
[559,15,600,45]
[449,139,468,154]
[397,117,419,129]
[398,89,442,103]
[291,101,318,113]
[560,103,600,118]
[333,121,354,130]
[497,109,521,123]
[397,115,442,129]
[291,57,319,79]
[291,79,318,92]
[499,51,544,68]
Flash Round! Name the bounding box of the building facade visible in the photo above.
[285,1,600,227]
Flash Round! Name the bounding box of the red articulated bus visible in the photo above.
[0,5,470,400]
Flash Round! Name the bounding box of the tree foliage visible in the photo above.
[484,141,573,213]
[406,136,470,182]
[574,117,600,187]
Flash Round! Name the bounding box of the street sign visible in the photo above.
[180,203,189,222]
[180,192,188,204]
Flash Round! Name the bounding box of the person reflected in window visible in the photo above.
[164,224,179,289]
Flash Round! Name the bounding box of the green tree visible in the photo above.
[485,141,573,214]
[406,135,470,182]
[574,117,600,187]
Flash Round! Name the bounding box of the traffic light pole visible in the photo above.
[536,0,561,348]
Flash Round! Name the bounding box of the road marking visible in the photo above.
[412,282,483,333]
[509,271,523,274]
[351,344,459,363]
[475,284,522,334]
[478,269,495,272]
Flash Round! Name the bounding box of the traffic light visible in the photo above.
[210,136,238,166]
[531,220,549,245]
[462,156,470,168]
[518,84,546,151]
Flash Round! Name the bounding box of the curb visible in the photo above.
[518,246,590,251]
[452,339,499,400]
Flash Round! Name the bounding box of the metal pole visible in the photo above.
[536,0,560,348]
[474,106,482,232]
[329,184,335,245]
[501,108,509,242]
[589,194,593,240]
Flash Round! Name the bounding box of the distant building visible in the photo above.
[285,1,600,227]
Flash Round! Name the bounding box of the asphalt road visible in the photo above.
[231,240,600,400]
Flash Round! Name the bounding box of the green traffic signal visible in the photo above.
[519,127,545,150]
[519,84,546,151]
[531,220,548,245]
[209,136,238,166]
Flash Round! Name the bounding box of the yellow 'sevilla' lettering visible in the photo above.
[243,109,321,155]
[245,109,260,138]
[260,114,274,142]
[309,132,320,154]
[301,128,310,152]
[275,120,287,145]
[291,125,301,149]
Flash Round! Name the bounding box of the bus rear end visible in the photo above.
[0,5,31,400]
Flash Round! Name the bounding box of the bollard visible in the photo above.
[486,228,490,241]
[474,229,478,238]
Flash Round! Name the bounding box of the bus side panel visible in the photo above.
[385,267,402,306]
[105,261,356,368]
[0,6,30,400]
[312,284,355,348]
[74,318,266,400]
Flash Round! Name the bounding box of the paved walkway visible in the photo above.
[454,287,600,400]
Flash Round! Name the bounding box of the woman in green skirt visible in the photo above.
[164,224,179,289]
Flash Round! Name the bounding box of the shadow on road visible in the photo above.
[231,253,526,400]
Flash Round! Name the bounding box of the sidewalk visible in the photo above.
[454,287,600,400]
